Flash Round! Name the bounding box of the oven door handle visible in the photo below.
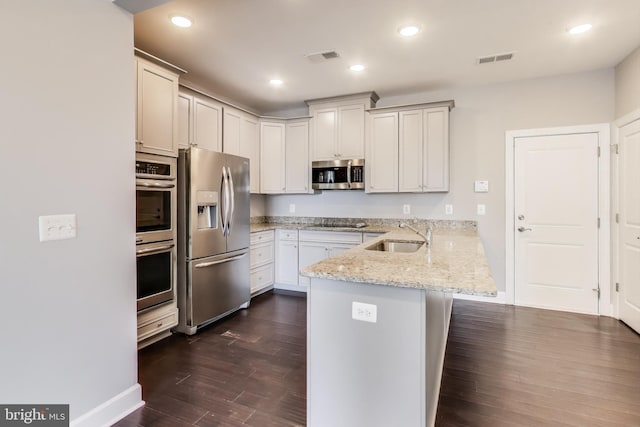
[136,180,175,189]
[194,253,247,268]
[136,243,175,256]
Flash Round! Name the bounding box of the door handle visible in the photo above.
[517,227,532,232]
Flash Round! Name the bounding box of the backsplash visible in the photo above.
[260,216,477,230]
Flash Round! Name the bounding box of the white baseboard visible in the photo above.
[70,384,143,427]
[453,291,506,304]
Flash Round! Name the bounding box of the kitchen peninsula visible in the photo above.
[301,225,496,427]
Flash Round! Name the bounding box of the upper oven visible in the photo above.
[136,153,177,245]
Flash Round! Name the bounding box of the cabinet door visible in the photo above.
[276,240,299,285]
[338,104,365,159]
[194,97,222,152]
[286,120,310,193]
[177,93,192,149]
[260,121,286,193]
[298,242,329,286]
[423,107,449,192]
[312,107,338,160]
[223,107,242,155]
[399,109,424,192]
[136,59,178,157]
[240,115,260,194]
[329,242,358,257]
[366,112,398,193]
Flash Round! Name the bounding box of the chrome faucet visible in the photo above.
[399,222,432,247]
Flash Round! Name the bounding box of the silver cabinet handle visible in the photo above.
[195,253,247,268]
[517,227,532,232]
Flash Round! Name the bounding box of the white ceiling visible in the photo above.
[133,0,640,114]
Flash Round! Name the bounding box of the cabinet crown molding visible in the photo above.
[368,100,455,113]
[305,91,380,107]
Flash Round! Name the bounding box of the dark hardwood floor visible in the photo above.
[116,291,640,427]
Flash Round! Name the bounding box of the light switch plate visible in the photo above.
[402,204,411,215]
[445,204,453,215]
[39,214,77,242]
[352,301,377,323]
[474,180,489,193]
[289,204,296,213]
[477,204,486,215]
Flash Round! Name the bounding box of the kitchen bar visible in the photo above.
[301,226,496,427]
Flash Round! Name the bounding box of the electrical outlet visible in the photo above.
[477,204,486,215]
[445,204,453,215]
[403,204,411,215]
[289,204,295,213]
[352,301,377,323]
[39,214,77,242]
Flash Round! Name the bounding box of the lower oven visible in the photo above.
[136,240,176,311]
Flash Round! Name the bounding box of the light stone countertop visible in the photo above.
[299,228,497,297]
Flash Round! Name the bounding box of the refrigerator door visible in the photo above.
[225,153,250,252]
[187,249,250,329]
[187,147,227,260]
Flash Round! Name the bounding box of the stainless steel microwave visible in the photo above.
[311,159,364,190]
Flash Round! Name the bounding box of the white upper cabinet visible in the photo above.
[224,106,260,193]
[285,120,310,193]
[135,57,179,157]
[177,89,223,152]
[366,112,399,193]
[367,102,452,193]
[338,104,365,158]
[260,121,286,193]
[307,93,378,161]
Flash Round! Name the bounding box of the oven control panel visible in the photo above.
[136,160,172,177]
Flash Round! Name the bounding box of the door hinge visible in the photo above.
[616,282,620,292]
[615,144,619,154]
[616,213,620,224]
[597,217,600,228]
[597,146,601,157]
[593,286,601,299]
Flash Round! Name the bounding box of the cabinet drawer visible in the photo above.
[299,230,363,244]
[251,230,274,245]
[251,263,274,292]
[137,309,178,342]
[250,241,274,268]
[277,229,299,241]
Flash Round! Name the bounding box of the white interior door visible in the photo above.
[618,119,640,333]
[514,133,599,314]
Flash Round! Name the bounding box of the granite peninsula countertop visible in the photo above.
[300,227,497,297]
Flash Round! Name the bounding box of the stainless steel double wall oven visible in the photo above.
[135,152,177,311]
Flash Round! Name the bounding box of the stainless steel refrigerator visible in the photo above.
[175,147,251,335]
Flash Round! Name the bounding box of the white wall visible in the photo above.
[0,0,140,424]
[267,69,615,292]
[615,46,640,118]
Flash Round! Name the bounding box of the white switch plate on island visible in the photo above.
[352,301,377,323]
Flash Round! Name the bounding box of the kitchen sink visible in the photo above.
[365,239,425,253]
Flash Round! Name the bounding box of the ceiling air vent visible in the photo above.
[306,50,340,63]
[477,52,515,65]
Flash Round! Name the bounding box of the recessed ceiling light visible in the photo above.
[568,23,592,35]
[350,64,365,72]
[398,25,421,37]
[171,15,192,28]
[269,79,283,86]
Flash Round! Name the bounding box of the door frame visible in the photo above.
[505,124,611,316]
[613,108,640,320]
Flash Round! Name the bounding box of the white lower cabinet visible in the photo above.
[275,229,300,290]
[298,230,363,286]
[250,230,275,295]
[137,303,178,349]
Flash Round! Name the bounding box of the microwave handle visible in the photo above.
[347,160,352,188]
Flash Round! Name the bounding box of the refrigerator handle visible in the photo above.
[227,167,235,235]
[220,167,228,236]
